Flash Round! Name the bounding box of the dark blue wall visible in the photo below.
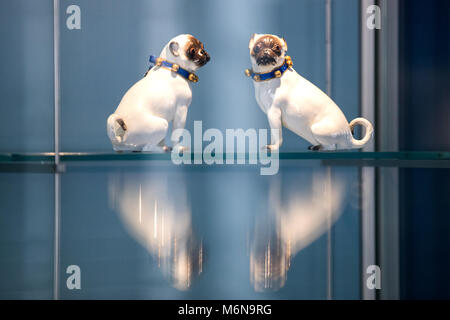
[399,0,450,299]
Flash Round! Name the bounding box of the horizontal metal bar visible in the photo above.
[322,159,450,168]
[0,151,449,163]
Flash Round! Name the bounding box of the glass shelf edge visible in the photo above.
[0,151,449,163]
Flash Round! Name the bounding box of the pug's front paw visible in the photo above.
[142,144,169,153]
[172,144,189,154]
[262,144,280,151]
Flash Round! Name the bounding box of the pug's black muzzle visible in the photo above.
[197,50,210,66]
[256,50,277,65]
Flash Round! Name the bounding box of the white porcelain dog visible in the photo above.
[107,34,210,152]
[247,33,373,151]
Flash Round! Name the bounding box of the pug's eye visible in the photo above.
[274,44,280,51]
[189,47,196,56]
[254,45,261,54]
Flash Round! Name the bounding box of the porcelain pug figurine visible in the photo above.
[246,33,373,151]
[107,34,210,152]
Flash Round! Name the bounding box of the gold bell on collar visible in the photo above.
[244,69,252,77]
[171,63,179,72]
[188,73,199,83]
[253,74,260,81]
[155,57,163,66]
[285,55,293,68]
[275,70,282,78]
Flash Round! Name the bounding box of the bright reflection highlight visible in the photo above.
[250,168,349,292]
[109,171,202,291]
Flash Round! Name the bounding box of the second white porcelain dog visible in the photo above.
[246,33,373,151]
[107,34,210,152]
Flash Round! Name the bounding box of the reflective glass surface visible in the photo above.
[58,161,360,299]
[1,159,448,299]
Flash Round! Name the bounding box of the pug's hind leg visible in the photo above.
[157,139,172,152]
[128,115,169,152]
[308,145,322,151]
[310,120,340,151]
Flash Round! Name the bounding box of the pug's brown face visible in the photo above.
[185,36,210,67]
[251,35,284,66]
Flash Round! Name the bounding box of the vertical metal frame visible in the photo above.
[53,0,61,300]
[361,0,400,300]
[360,0,377,300]
[376,0,400,300]
[325,0,333,301]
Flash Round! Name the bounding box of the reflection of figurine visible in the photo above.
[109,172,202,290]
[107,34,210,153]
[250,215,290,292]
[250,170,348,292]
[246,34,373,151]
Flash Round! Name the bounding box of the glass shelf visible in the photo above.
[1,152,448,173]
[0,151,449,163]
[1,151,449,173]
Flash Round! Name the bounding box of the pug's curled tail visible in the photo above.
[349,117,374,148]
[107,114,127,143]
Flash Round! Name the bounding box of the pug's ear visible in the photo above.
[169,41,179,56]
[281,37,288,52]
[249,33,257,49]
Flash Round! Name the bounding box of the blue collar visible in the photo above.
[148,55,199,83]
[245,56,293,82]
